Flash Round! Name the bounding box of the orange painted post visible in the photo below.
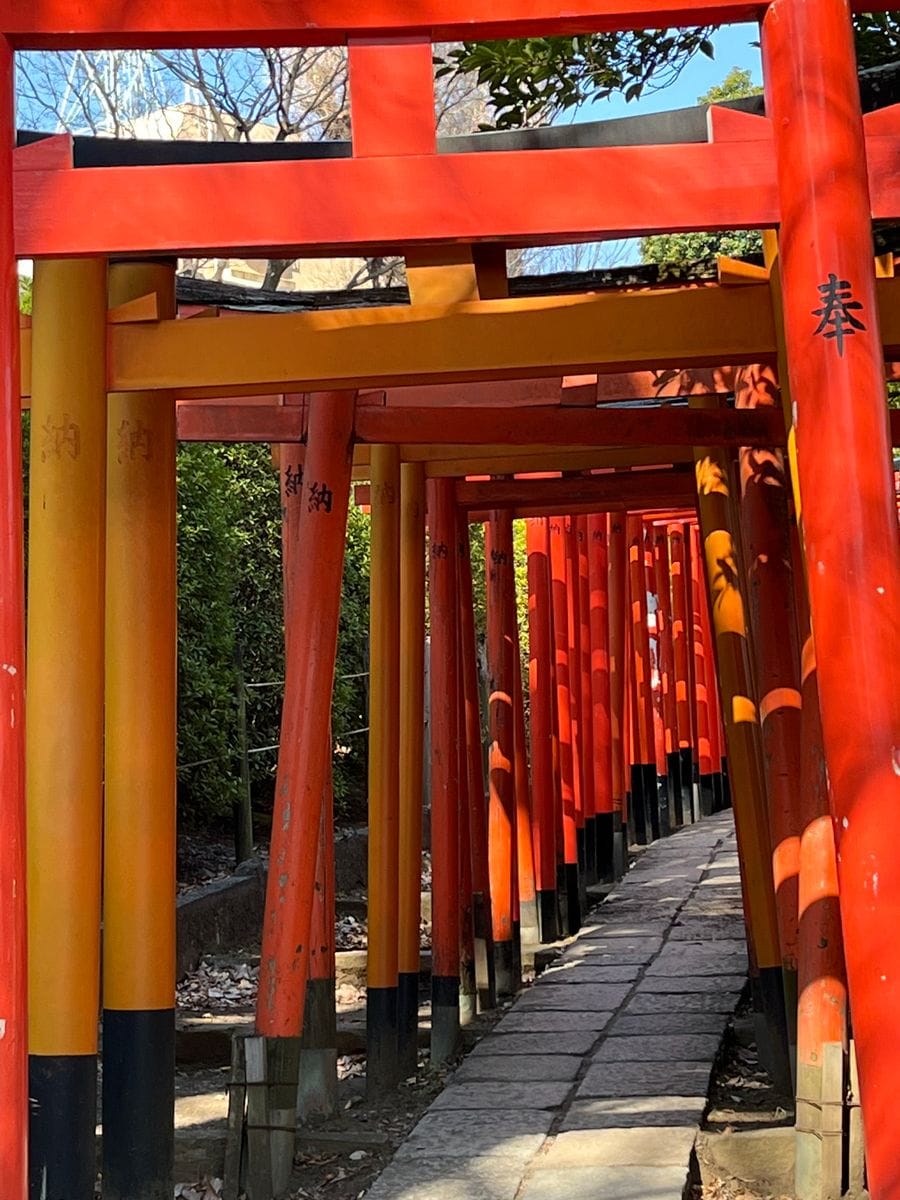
[513,623,540,947]
[398,462,426,1076]
[645,522,669,838]
[763,3,900,1190]
[689,523,715,821]
[693,426,791,1095]
[255,391,355,1191]
[549,515,581,931]
[652,524,679,833]
[607,514,628,876]
[428,477,461,1061]
[565,517,588,897]
[526,518,559,941]
[588,515,615,881]
[627,515,656,844]
[735,365,802,1070]
[668,524,694,827]
[457,575,477,1026]
[486,510,519,993]
[576,516,598,882]
[281,451,338,1122]
[458,522,497,1010]
[0,37,26,1199]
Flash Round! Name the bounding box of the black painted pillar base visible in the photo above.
[397,972,420,1079]
[629,765,651,845]
[752,966,793,1098]
[644,764,660,841]
[430,976,460,1066]
[721,758,732,809]
[101,1009,174,1200]
[656,774,670,838]
[366,986,399,1096]
[564,861,582,934]
[612,812,627,878]
[712,771,726,813]
[595,811,615,883]
[699,773,716,818]
[30,1054,97,1200]
[537,889,560,943]
[666,750,682,828]
[584,815,598,885]
[493,938,517,999]
[511,920,523,991]
[555,862,570,938]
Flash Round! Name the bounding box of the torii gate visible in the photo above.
[2,3,900,1200]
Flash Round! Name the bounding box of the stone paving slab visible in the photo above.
[514,983,632,1010]
[636,973,746,994]
[541,963,642,984]
[561,1096,707,1131]
[493,1010,614,1034]
[364,1157,523,1200]
[535,1126,697,1167]
[455,1054,583,1083]
[612,1012,729,1036]
[431,1082,574,1112]
[365,812,743,1200]
[519,1164,691,1199]
[578,1060,713,1098]
[592,1033,721,1062]
[394,1110,553,1162]
[625,991,742,1014]
[471,1031,599,1057]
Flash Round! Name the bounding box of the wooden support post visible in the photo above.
[627,514,656,844]
[576,516,598,882]
[549,516,581,932]
[763,3,900,1185]
[588,515,615,880]
[526,518,559,939]
[0,38,26,1200]
[692,408,792,1095]
[458,524,497,1010]
[253,390,355,1195]
[607,514,628,875]
[27,258,106,1200]
[367,445,401,1092]
[668,524,695,828]
[735,364,801,1079]
[429,478,461,1058]
[104,261,176,1200]
[652,525,679,832]
[457,593,477,1026]
[398,462,425,1076]
[486,509,521,990]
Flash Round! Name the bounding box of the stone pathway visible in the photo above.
[365,812,745,1200]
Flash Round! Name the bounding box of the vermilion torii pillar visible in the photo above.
[763,2,900,1195]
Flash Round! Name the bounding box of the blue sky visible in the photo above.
[578,22,762,123]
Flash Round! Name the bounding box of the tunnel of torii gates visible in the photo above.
[4,2,900,1200]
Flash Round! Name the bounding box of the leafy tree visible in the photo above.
[855,12,900,70]
[438,29,715,129]
[697,65,759,104]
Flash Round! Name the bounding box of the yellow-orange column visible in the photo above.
[398,462,425,1076]
[367,445,401,1092]
[27,258,108,1200]
[103,261,177,1200]
[692,405,791,1094]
